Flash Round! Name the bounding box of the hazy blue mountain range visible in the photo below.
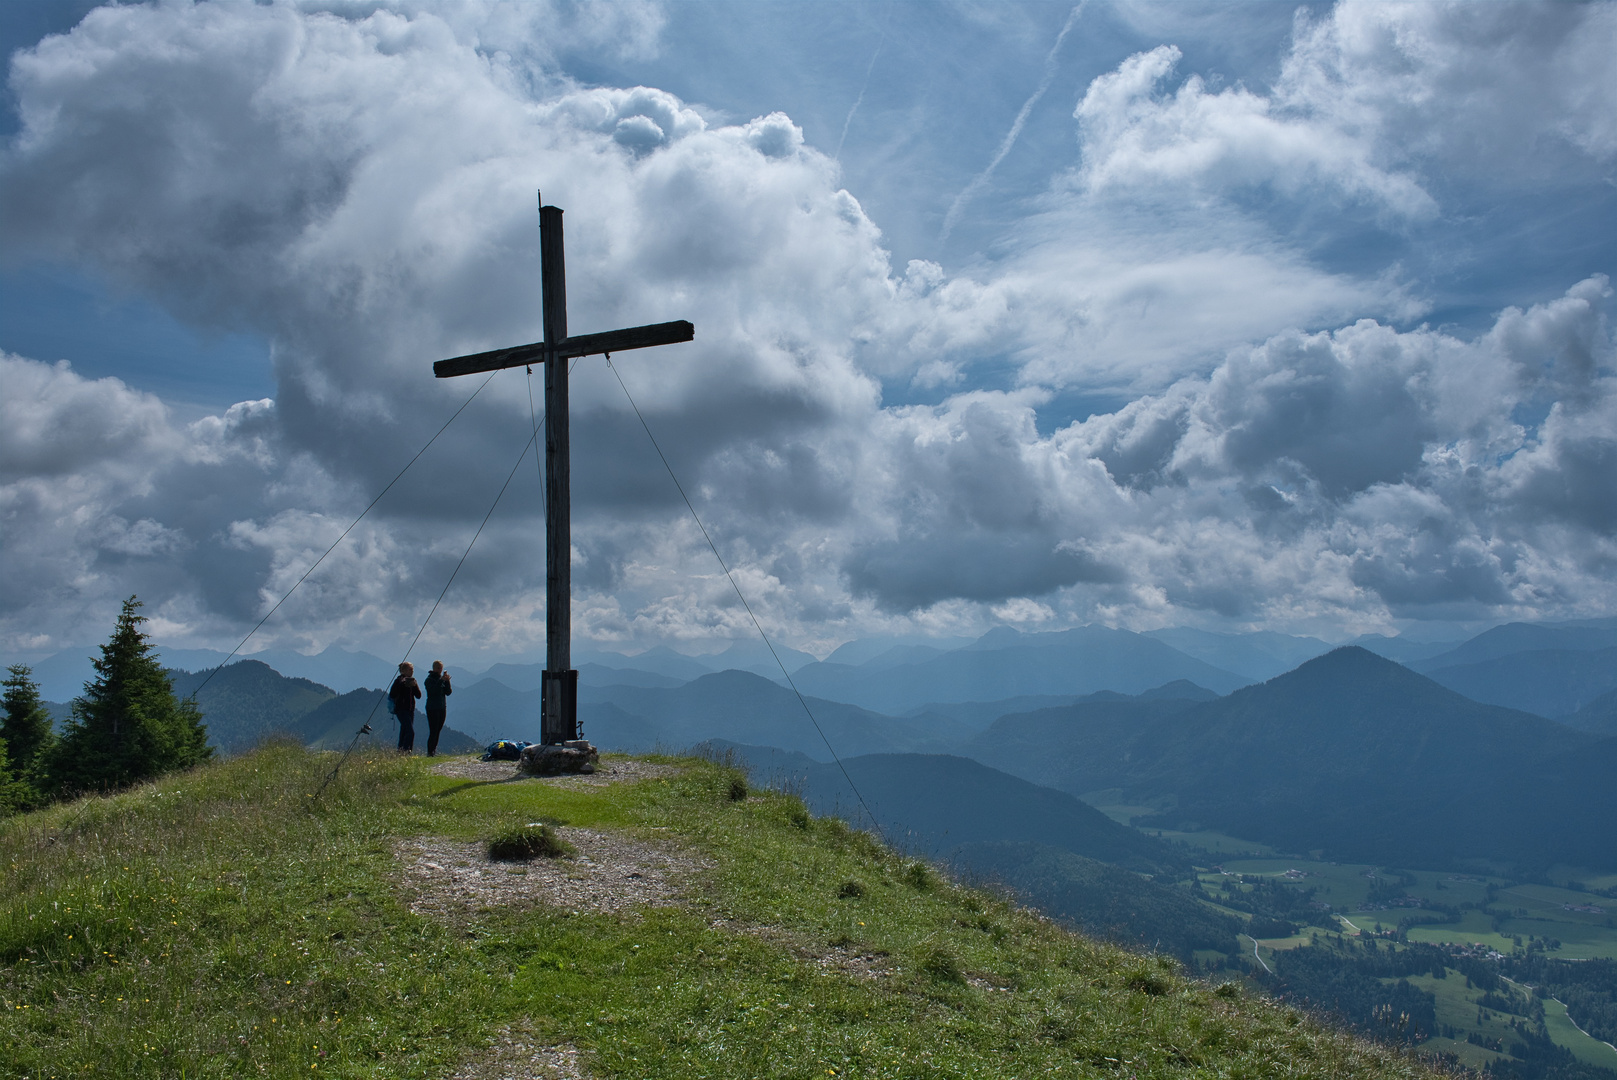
[1339,635,1465,665]
[701,639,819,678]
[1140,628,1332,682]
[579,647,717,682]
[439,665,1223,759]
[1565,688,1617,737]
[1410,621,1617,672]
[790,625,1252,714]
[12,614,1610,715]
[12,644,397,701]
[1421,646,1617,719]
[585,671,957,758]
[438,668,969,754]
[582,671,977,759]
[965,648,1615,871]
[821,635,975,667]
[1133,628,1464,673]
[452,660,690,694]
[898,695,1089,730]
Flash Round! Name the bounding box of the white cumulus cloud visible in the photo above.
[0,1,1613,661]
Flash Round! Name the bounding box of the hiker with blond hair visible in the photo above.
[423,660,453,757]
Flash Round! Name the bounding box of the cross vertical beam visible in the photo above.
[431,194,693,746]
[539,202,577,744]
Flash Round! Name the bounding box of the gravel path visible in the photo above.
[426,756,684,786]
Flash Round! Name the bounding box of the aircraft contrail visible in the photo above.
[836,12,889,161]
[940,1,1087,244]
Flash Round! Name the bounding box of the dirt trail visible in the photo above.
[416,756,697,1078]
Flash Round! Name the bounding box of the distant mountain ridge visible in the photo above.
[1421,646,1617,718]
[1411,622,1617,671]
[965,647,1614,871]
[1140,627,1331,681]
[791,625,1251,714]
[12,613,1608,713]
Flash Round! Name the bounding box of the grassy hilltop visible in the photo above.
[1,745,1445,1079]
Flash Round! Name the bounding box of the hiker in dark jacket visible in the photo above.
[423,660,453,756]
[389,661,422,753]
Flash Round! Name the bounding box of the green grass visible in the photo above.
[1,744,1453,1078]
[1402,912,1520,955]
[1541,994,1617,1068]
[1399,973,1508,1071]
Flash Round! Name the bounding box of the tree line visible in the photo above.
[2,596,211,814]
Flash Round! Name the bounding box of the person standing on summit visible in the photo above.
[423,660,453,756]
[389,661,422,753]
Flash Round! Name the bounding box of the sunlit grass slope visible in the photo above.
[2,743,1449,1079]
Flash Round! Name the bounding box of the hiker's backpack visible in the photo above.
[482,740,526,761]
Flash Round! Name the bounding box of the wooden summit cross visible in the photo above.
[433,194,693,745]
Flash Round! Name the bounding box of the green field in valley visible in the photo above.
[1159,825,1617,1075]
[1541,993,1617,1069]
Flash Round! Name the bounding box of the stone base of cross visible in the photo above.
[433,194,693,744]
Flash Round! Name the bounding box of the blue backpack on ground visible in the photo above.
[482,740,529,762]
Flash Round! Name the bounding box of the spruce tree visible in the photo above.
[1,664,56,810]
[0,737,34,816]
[46,597,213,795]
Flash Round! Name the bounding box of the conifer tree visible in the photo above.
[1,664,56,810]
[46,597,212,795]
[0,737,34,816]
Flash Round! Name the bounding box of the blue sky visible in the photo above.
[2,0,1615,665]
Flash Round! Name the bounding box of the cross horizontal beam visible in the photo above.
[433,320,694,379]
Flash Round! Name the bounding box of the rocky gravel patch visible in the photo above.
[426,757,683,787]
[398,828,710,920]
[443,1020,586,1080]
